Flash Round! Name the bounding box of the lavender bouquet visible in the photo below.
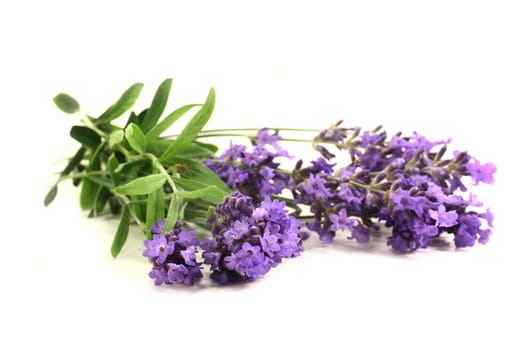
[46,79,496,286]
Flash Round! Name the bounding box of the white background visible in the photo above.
[1,1,524,349]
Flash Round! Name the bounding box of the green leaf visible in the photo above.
[145,104,200,143]
[107,153,121,185]
[145,188,165,239]
[133,198,146,223]
[93,187,108,216]
[111,206,130,257]
[193,141,219,154]
[98,83,144,123]
[177,186,224,200]
[44,185,58,206]
[159,88,215,162]
[125,123,146,153]
[176,142,216,159]
[70,126,101,149]
[145,189,158,236]
[79,144,104,210]
[183,207,209,222]
[114,174,166,195]
[60,147,85,176]
[141,78,173,133]
[109,130,125,149]
[147,140,216,159]
[169,157,230,192]
[53,93,80,114]
[164,196,180,234]
[155,189,165,226]
[173,178,228,204]
[86,175,113,188]
[80,178,100,210]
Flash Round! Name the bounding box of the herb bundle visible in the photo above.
[46,79,496,286]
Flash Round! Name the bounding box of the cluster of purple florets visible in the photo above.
[303,123,495,252]
[205,129,290,201]
[202,192,305,284]
[143,221,203,286]
[143,193,305,286]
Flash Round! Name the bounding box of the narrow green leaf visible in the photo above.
[80,144,103,210]
[60,147,85,176]
[183,208,209,222]
[70,126,101,149]
[114,174,166,195]
[164,196,178,234]
[86,175,113,188]
[155,188,166,227]
[98,83,144,123]
[145,188,165,238]
[193,141,219,154]
[145,104,200,143]
[111,206,130,257]
[125,123,146,153]
[141,78,173,133]
[159,88,215,162]
[173,178,228,204]
[107,153,121,185]
[207,205,215,221]
[109,198,121,214]
[145,189,157,235]
[109,130,125,149]
[80,178,100,210]
[169,157,230,192]
[93,187,108,216]
[44,185,58,207]
[114,158,148,174]
[133,199,146,223]
[126,111,140,126]
[53,93,80,114]
[177,186,222,200]
[176,142,216,159]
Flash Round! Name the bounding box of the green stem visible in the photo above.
[195,133,339,144]
[146,153,183,229]
[295,215,315,220]
[57,170,107,181]
[326,175,386,194]
[200,127,320,133]
[79,110,105,137]
[114,194,147,232]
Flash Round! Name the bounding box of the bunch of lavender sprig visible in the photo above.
[46,79,496,287]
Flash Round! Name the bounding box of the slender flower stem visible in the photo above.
[295,215,315,220]
[200,127,320,133]
[325,175,386,194]
[202,133,325,143]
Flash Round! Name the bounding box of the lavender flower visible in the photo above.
[467,158,496,185]
[291,123,495,252]
[202,193,305,284]
[143,221,203,286]
[206,129,290,201]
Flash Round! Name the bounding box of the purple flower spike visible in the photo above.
[202,192,305,284]
[206,128,291,202]
[289,123,496,253]
[143,221,203,286]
